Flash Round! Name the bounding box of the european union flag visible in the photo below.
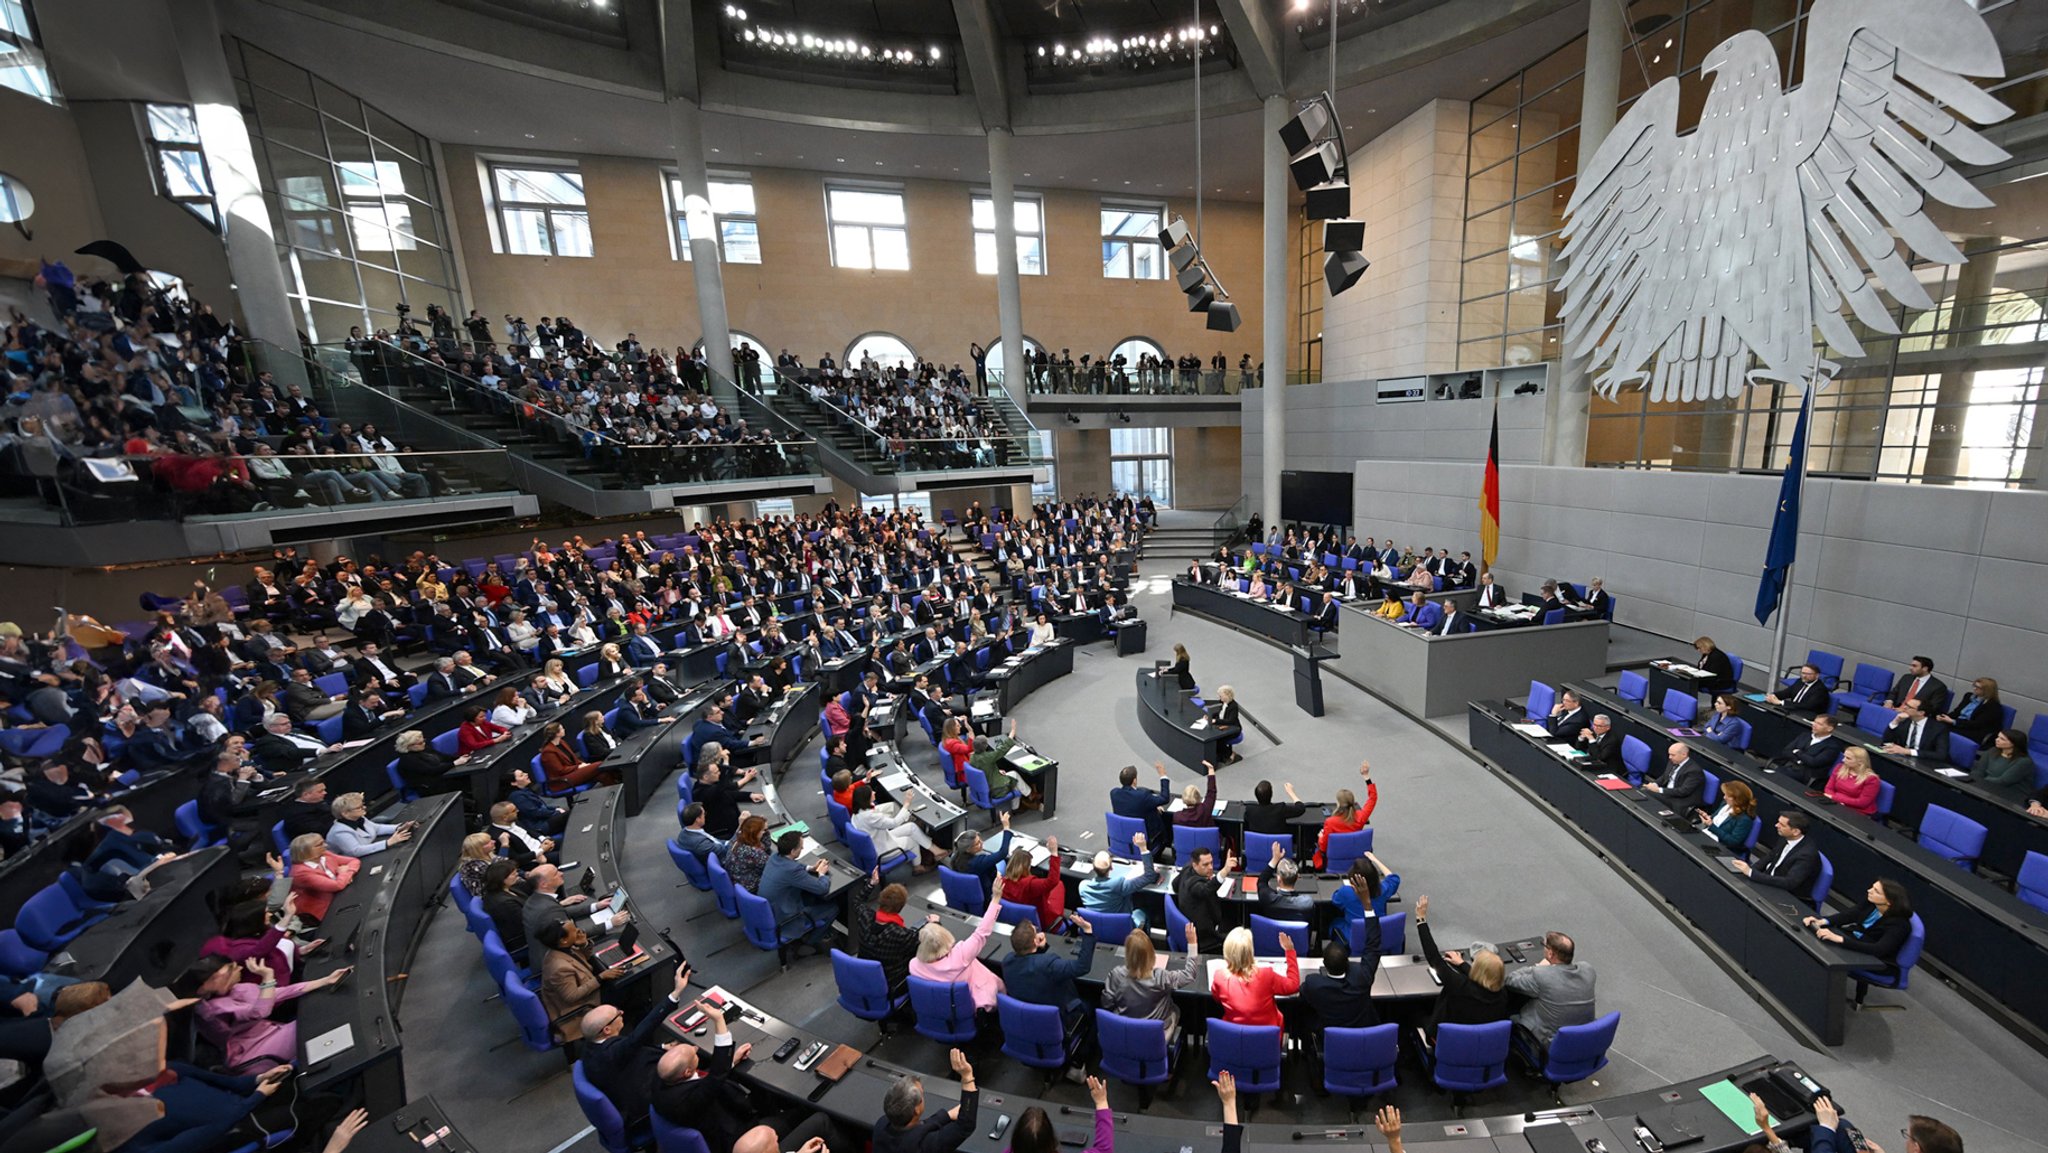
[1754,384,1814,626]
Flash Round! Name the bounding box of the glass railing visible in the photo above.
[767,369,1050,473]
[1212,494,1251,546]
[1009,363,1252,395]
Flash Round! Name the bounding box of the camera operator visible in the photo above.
[465,308,494,352]
[506,315,531,358]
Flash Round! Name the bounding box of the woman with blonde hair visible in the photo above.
[1102,924,1200,1041]
[1414,895,1510,1046]
[1210,925,1298,1027]
[456,832,498,895]
[596,643,628,680]
[537,658,575,699]
[1824,746,1881,816]
[909,876,1008,1012]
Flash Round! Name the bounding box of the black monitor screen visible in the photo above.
[1280,470,1353,529]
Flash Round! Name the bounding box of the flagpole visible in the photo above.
[1768,356,1821,683]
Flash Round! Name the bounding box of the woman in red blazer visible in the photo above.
[286,832,360,924]
[1313,769,1378,869]
[457,706,510,754]
[1210,926,1299,1027]
[537,721,612,792]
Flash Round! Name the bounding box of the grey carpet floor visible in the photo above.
[392,560,2048,1153]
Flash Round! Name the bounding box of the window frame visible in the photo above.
[970,190,1046,276]
[338,159,418,253]
[0,0,55,103]
[825,181,911,271]
[667,171,761,264]
[143,103,219,229]
[1100,200,1168,281]
[485,161,591,258]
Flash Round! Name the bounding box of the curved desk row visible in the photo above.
[1572,682,2048,1047]
[1468,704,1868,1047]
[64,847,238,989]
[1136,666,1240,772]
[1171,578,1317,648]
[1327,604,1608,720]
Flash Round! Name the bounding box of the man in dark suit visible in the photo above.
[1644,742,1706,815]
[1884,657,1951,716]
[1881,700,1951,759]
[1767,664,1833,715]
[1309,592,1340,634]
[1171,846,1234,954]
[1730,813,1822,902]
[1254,844,1314,919]
[1475,572,1509,610]
[1545,690,1590,740]
[1773,714,1849,785]
[873,1051,979,1153]
[251,714,333,773]
[1300,935,1381,1032]
[582,964,694,1128]
[1575,714,1624,772]
[1242,779,1307,835]
[421,658,465,701]
[650,1000,752,1153]
[1111,762,1176,847]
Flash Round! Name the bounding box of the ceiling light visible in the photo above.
[929,46,941,59]
[1037,45,1045,55]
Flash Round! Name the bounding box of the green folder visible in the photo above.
[1699,1079,1773,1132]
[769,821,809,842]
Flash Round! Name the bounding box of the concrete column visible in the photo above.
[1261,94,1288,533]
[167,0,298,364]
[667,98,736,403]
[1921,237,1999,482]
[1548,0,1624,466]
[987,129,1026,409]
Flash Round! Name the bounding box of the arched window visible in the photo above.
[981,336,1043,381]
[693,330,768,359]
[0,172,35,224]
[1111,336,1165,366]
[846,332,917,372]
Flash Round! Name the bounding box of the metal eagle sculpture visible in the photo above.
[1559,0,2012,402]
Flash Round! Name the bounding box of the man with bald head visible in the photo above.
[580,962,694,1130]
[652,999,853,1153]
[1643,741,1706,816]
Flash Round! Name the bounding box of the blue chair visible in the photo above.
[827,799,860,848]
[1873,780,1895,823]
[480,928,534,991]
[174,799,221,849]
[1616,671,1648,704]
[1541,609,1566,626]
[55,871,113,920]
[1105,813,1147,857]
[908,976,979,1044]
[1375,911,1409,956]
[0,930,49,980]
[735,887,796,961]
[1517,1012,1621,1103]
[2014,851,2048,914]
[707,853,739,919]
[312,671,348,698]
[1323,1024,1399,1114]
[1742,817,1763,855]
[1000,900,1040,927]
[1722,720,1752,751]
[1324,828,1373,873]
[847,819,913,876]
[1526,681,1557,722]
[2031,713,2048,754]
[1849,913,1926,1006]
[998,994,1081,1088]
[450,875,492,939]
[1917,805,1987,870]
[1427,1020,1511,1107]
[1947,733,1980,769]
[1079,910,1135,942]
[1810,852,1835,909]
[1249,914,1309,957]
[649,1112,712,1153]
[965,766,1017,824]
[938,865,985,911]
[1245,831,1293,862]
[571,1061,632,1153]
[386,759,418,803]
[431,728,462,757]
[1702,770,1721,808]
[668,838,712,890]
[499,971,565,1060]
[1165,895,1194,953]
[1727,654,1746,689]
[1095,1009,1177,1107]
[1790,650,1845,689]
[1176,824,1222,862]
[408,681,431,708]
[271,821,290,858]
[576,663,600,688]
[832,948,905,1029]
[1855,702,1899,737]
[1835,663,1896,712]
[313,714,344,745]
[1207,1021,1284,1097]
[1661,688,1698,725]
[1614,737,1650,785]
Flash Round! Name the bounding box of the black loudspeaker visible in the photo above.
[1279,100,1332,156]
[1323,218,1365,254]
[1176,262,1208,293]
[1170,244,1200,272]
[1206,301,1243,332]
[1304,180,1351,221]
[1185,283,1215,312]
[1289,140,1342,191]
[1325,250,1369,295]
[1158,217,1191,249]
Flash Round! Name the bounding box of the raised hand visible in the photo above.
[1087,1075,1110,1109]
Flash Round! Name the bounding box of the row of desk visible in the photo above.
[1329,603,1609,720]
[1570,681,2048,1047]
[1135,665,1242,772]
[1468,702,1873,1047]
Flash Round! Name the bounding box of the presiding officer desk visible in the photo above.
[1468,703,1869,1047]
[665,977,1819,1153]
[297,792,465,1114]
[1136,665,1240,772]
[1331,603,1608,720]
[1571,681,2048,1047]
[1740,696,2048,880]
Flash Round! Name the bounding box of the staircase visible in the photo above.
[757,373,1050,494]
[1137,504,1245,564]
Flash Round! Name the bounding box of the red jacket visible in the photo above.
[289,852,360,921]
[459,718,509,753]
[1211,950,1300,1027]
[1825,766,1880,815]
[1005,870,1066,928]
[1313,781,1377,868]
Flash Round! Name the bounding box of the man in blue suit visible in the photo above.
[1401,591,1443,632]
[759,830,836,948]
[1110,762,1175,848]
[691,703,765,765]
[626,623,664,667]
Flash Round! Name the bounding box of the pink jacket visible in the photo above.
[195,980,320,1070]
[909,893,1005,1009]
[200,926,297,983]
[1826,767,1880,815]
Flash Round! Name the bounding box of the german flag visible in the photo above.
[1478,404,1501,573]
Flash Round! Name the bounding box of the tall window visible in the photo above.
[972,193,1045,275]
[1101,202,1166,280]
[1109,427,1173,504]
[828,185,909,270]
[0,0,54,103]
[144,105,217,227]
[489,164,591,257]
[668,174,761,263]
[339,161,415,251]
[846,333,917,372]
